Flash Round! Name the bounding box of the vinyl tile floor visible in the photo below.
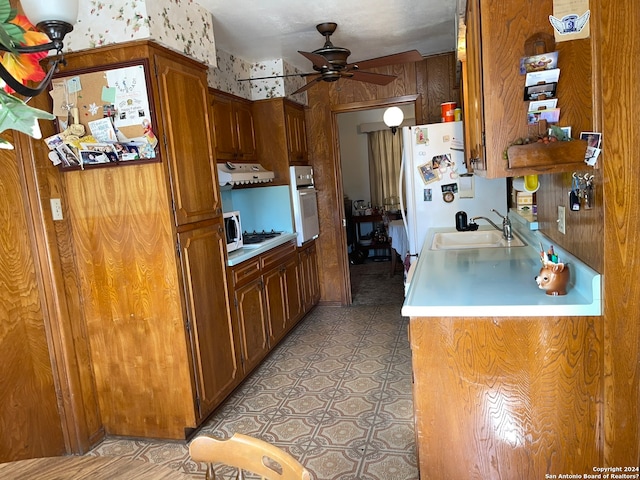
[88,261,416,480]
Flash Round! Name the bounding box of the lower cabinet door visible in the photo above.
[264,266,288,345]
[234,278,270,374]
[284,258,303,325]
[178,222,241,421]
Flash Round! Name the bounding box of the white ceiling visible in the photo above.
[196,0,461,72]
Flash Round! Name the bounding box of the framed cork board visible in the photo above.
[46,59,160,170]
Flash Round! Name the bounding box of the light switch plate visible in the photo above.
[50,198,63,221]
[557,205,566,234]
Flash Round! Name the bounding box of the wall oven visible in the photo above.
[290,166,320,246]
[223,211,243,252]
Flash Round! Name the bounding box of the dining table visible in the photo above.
[0,455,193,479]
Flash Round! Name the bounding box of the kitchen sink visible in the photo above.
[430,230,526,250]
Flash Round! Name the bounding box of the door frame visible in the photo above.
[330,95,422,304]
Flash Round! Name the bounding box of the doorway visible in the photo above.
[333,99,418,304]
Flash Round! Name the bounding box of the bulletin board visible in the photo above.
[46,59,160,170]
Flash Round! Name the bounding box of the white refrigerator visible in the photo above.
[399,121,508,261]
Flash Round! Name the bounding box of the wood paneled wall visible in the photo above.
[307,53,459,305]
[62,165,196,438]
[536,169,603,272]
[599,0,640,466]
[0,131,66,460]
[535,26,603,273]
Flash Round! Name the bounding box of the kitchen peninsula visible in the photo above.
[404,217,603,478]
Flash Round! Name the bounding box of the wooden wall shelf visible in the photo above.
[507,139,588,169]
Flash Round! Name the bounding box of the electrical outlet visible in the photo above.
[50,198,63,221]
[557,205,566,234]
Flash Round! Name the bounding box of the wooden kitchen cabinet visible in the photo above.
[53,41,234,439]
[410,314,602,478]
[298,240,320,311]
[209,90,257,163]
[461,0,594,178]
[253,98,309,185]
[233,276,270,374]
[262,242,303,345]
[156,56,222,225]
[177,221,241,422]
[228,240,305,373]
[284,101,308,164]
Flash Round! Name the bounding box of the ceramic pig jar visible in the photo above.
[535,262,570,296]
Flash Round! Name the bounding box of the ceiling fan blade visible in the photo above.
[238,72,317,82]
[299,50,330,69]
[291,75,323,96]
[347,49,423,70]
[345,70,397,86]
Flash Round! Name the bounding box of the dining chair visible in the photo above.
[189,433,312,480]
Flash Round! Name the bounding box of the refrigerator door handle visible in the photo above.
[399,130,410,250]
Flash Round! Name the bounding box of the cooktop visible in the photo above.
[243,230,282,245]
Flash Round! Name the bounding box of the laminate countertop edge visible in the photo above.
[227,232,298,266]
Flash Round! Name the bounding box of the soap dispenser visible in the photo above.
[455,211,468,231]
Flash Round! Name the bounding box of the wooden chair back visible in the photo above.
[189,433,311,480]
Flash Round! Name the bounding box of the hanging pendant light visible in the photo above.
[0,0,79,98]
[383,106,404,135]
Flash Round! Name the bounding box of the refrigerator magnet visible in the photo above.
[442,183,457,203]
[418,163,439,185]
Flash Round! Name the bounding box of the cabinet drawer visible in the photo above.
[230,258,261,287]
[261,240,296,272]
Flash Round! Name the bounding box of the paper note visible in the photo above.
[88,118,118,142]
[49,81,68,117]
[105,65,151,128]
[101,86,116,103]
[66,76,82,94]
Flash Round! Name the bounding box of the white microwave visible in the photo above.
[223,211,243,252]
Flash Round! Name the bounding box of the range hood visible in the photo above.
[217,162,275,186]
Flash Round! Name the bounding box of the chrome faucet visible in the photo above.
[470,209,513,240]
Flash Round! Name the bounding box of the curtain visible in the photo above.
[367,129,403,210]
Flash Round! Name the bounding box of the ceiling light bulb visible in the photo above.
[383,107,404,135]
[383,107,404,127]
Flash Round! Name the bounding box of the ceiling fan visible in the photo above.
[241,22,424,96]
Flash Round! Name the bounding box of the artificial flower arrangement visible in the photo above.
[0,0,55,149]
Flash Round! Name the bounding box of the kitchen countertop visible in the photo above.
[227,232,298,266]
[401,219,602,317]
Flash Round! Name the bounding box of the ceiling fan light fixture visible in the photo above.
[383,107,404,135]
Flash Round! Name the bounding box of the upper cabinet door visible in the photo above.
[461,0,485,172]
[154,54,221,225]
[210,91,257,163]
[210,93,238,160]
[235,101,257,160]
[284,102,308,164]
